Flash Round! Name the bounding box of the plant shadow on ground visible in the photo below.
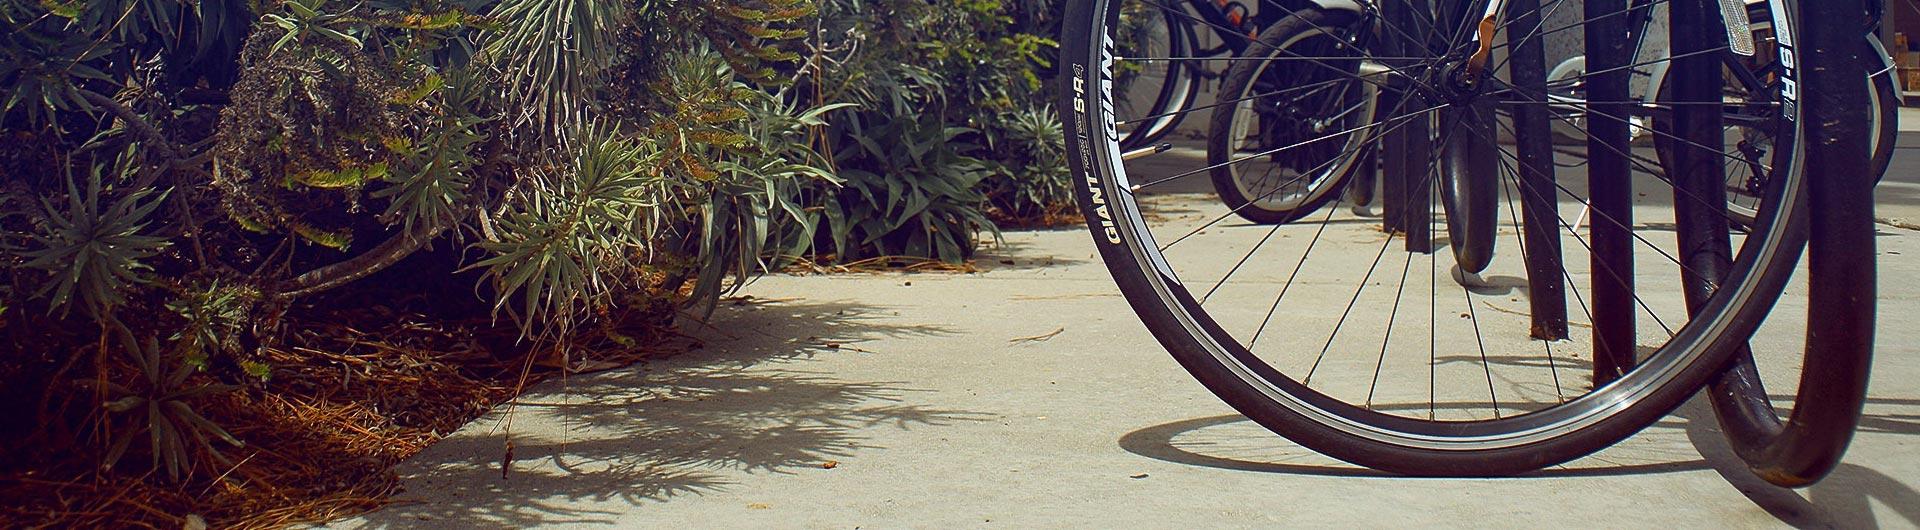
[1120,391,1920,528]
[341,298,992,528]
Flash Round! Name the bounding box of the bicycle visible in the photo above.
[1202,0,1898,229]
[1060,0,1877,480]
[1111,0,1259,151]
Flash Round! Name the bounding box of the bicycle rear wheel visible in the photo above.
[1115,4,1201,150]
[1062,0,1809,475]
[1206,8,1377,225]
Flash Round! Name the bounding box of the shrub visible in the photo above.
[1,0,831,484]
[798,0,1065,263]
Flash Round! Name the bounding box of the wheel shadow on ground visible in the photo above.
[341,298,994,528]
[1119,395,1920,528]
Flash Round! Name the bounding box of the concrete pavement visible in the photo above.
[327,111,1920,529]
[330,206,1920,528]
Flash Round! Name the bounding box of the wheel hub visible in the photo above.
[1426,57,1492,104]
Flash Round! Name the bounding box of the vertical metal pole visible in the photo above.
[1789,0,1878,483]
[1404,95,1436,254]
[1586,0,1637,385]
[1349,146,1379,208]
[1744,0,1878,484]
[1403,0,1436,254]
[1381,0,1415,235]
[1382,109,1409,232]
[1508,0,1569,341]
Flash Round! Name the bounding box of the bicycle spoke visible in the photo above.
[1488,90,1767,229]
[1118,76,1353,126]
[1486,0,1676,54]
[1474,128,1681,337]
[1497,156,1568,401]
[1155,95,1437,251]
[1457,263,1500,419]
[1366,249,1417,409]
[1300,106,1463,383]
[1132,102,1447,193]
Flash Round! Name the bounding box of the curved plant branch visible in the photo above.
[79,89,183,167]
[279,220,448,298]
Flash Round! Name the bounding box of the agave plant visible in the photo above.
[644,50,849,306]
[21,161,171,320]
[983,105,1072,221]
[98,336,243,482]
[166,281,256,372]
[373,69,492,232]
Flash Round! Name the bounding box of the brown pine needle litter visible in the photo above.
[781,255,980,274]
[2,300,698,529]
[0,242,995,528]
[986,202,1085,230]
[1008,327,1066,344]
[2,253,974,528]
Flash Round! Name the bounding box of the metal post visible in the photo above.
[1585,0,1637,385]
[1708,0,1878,486]
[1403,0,1436,253]
[1507,0,1569,341]
[1381,0,1416,235]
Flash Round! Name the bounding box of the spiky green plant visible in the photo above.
[470,123,660,332]
[21,162,171,320]
[642,50,848,304]
[98,336,243,482]
[165,281,255,371]
[483,0,628,138]
[374,70,491,231]
[983,105,1072,221]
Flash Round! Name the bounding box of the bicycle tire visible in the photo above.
[1867,38,1897,183]
[1440,99,1498,274]
[1205,8,1374,225]
[1062,0,1811,475]
[1119,5,1201,150]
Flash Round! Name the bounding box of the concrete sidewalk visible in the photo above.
[330,214,1920,528]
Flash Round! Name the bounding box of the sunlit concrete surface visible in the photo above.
[328,232,1918,528]
[330,132,1920,530]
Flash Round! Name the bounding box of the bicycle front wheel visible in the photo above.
[1062,0,1809,475]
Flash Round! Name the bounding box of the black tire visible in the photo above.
[1440,99,1498,274]
[1062,0,1811,475]
[1117,5,1200,150]
[1705,0,1878,488]
[1206,8,1373,225]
